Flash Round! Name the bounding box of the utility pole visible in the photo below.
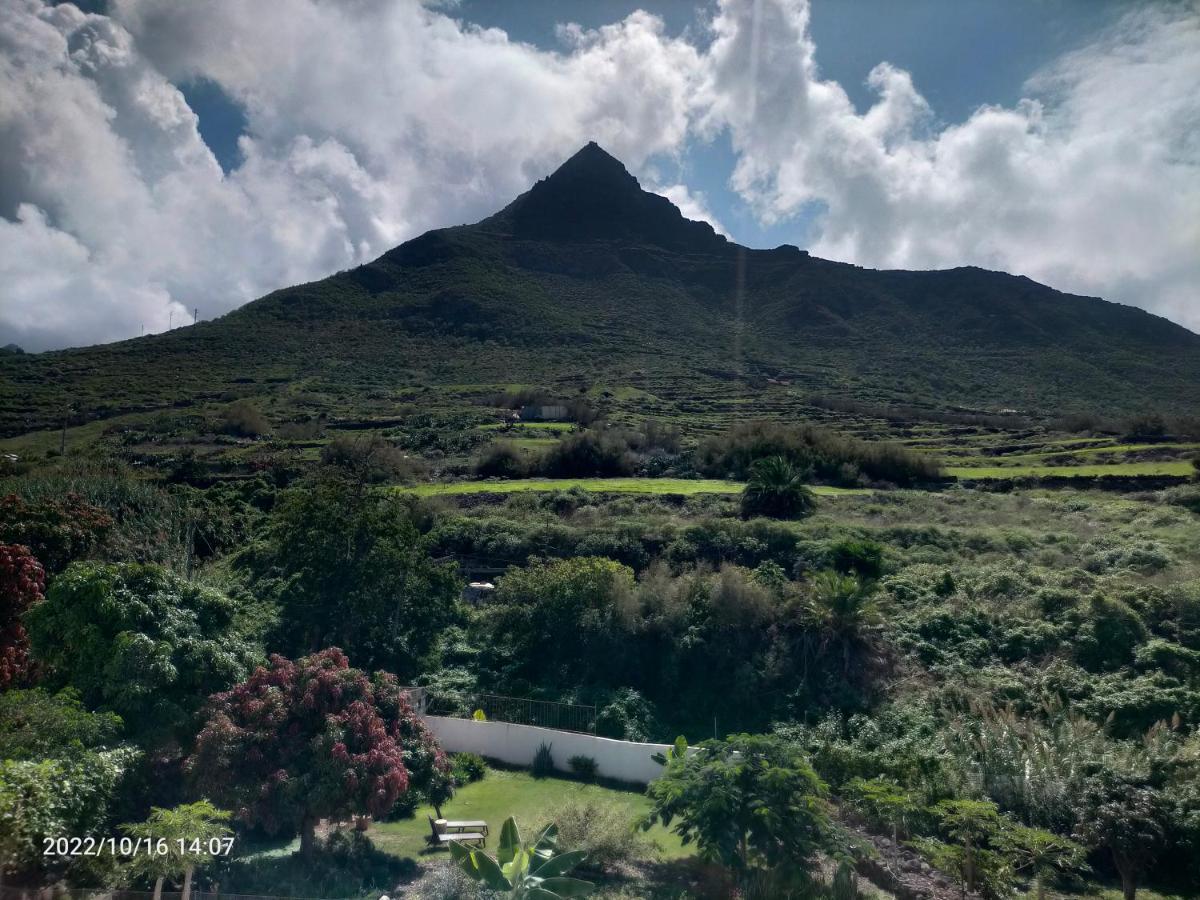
[193,307,198,326]
[60,404,69,455]
[169,310,174,330]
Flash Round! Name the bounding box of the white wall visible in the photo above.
[424,716,680,786]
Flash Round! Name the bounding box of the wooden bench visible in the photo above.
[428,816,486,848]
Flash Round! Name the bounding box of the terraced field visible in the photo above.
[400,478,869,497]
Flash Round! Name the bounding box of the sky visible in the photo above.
[1,0,1197,351]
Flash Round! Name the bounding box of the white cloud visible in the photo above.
[703,0,1200,331]
[0,0,704,349]
[1,0,1197,350]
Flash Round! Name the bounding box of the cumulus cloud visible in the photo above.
[0,0,704,349]
[0,0,1197,350]
[704,0,1200,330]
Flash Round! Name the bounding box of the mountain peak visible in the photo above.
[489,142,728,251]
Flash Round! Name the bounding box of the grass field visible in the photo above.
[947,461,1194,479]
[477,422,576,432]
[399,478,870,497]
[369,769,687,862]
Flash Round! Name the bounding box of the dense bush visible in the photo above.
[450,752,488,785]
[697,420,942,486]
[568,754,598,782]
[551,800,654,872]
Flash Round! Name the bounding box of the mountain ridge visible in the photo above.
[1,142,1198,436]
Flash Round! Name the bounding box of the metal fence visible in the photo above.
[469,693,596,734]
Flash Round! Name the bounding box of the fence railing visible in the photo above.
[426,691,596,734]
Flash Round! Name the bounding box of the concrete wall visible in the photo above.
[424,716,678,785]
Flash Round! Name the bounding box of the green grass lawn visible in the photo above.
[477,421,577,432]
[947,461,1194,479]
[399,478,870,497]
[370,769,689,862]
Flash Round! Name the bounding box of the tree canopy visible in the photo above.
[23,562,257,746]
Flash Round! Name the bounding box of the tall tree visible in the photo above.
[643,733,838,872]
[188,648,448,856]
[269,476,460,676]
[23,562,257,748]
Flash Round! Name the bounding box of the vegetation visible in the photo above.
[188,648,449,856]
[449,816,594,898]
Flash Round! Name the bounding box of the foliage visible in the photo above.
[219,400,269,437]
[0,687,122,760]
[1072,772,1171,900]
[532,742,556,778]
[449,815,594,898]
[265,475,461,675]
[451,752,489,785]
[740,456,817,520]
[549,800,654,873]
[0,748,138,878]
[699,421,942,486]
[567,755,598,782]
[842,777,922,841]
[120,801,232,892]
[996,824,1086,900]
[643,733,838,871]
[0,542,44,688]
[0,492,112,575]
[24,562,257,747]
[188,648,449,854]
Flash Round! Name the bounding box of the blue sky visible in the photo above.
[2,0,1196,350]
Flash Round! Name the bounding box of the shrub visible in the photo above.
[451,752,488,785]
[740,456,817,520]
[697,420,942,485]
[220,399,269,437]
[474,441,529,478]
[532,741,555,777]
[550,800,654,872]
[568,754,598,782]
[538,429,637,477]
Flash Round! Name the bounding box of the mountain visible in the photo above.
[3,142,1199,437]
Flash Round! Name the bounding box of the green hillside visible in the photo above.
[2,143,1198,440]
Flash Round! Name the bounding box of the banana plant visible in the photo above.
[651,735,688,767]
[449,816,594,898]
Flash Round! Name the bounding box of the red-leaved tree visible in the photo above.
[0,543,45,688]
[0,493,113,575]
[187,648,449,855]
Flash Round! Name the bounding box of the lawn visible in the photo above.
[477,421,577,432]
[399,478,870,496]
[370,769,689,862]
[947,461,1194,479]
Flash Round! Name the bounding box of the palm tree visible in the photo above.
[121,801,232,900]
[740,456,817,519]
[808,571,881,674]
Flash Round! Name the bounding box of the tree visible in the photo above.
[23,562,257,747]
[0,493,112,575]
[643,733,837,872]
[997,824,1086,900]
[842,777,922,842]
[484,557,634,687]
[121,801,232,900]
[269,477,460,676]
[931,799,1004,896]
[0,543,44,688]
[0,687,122,760]
[450,816,594,898]
[740,456,817,520]
[807,571,881,675]
[0,748,137,886]
[188,648,449,856]
[1073,774,1168,900]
